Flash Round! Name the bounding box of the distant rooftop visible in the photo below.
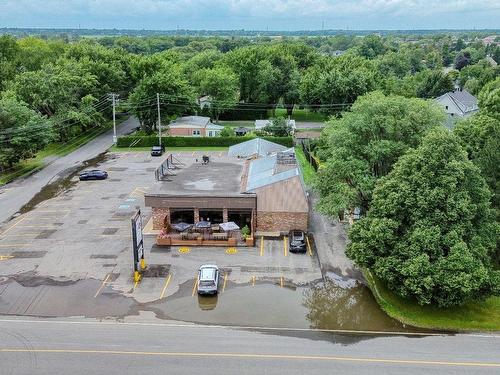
[436,89,479,115]
[228,138,287,158]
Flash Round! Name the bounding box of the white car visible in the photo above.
[197,264,219,295]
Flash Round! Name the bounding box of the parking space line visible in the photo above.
[0,255,15,261]
[283,236,288,257]
[252,276,256,286]
[133,280,139,291]
[222,273,228,293]
[0,217,26,235]
[280,276,284,288]
[306,236,313,256]
[93,274,111,298]
[191,275,198,296]
[159,274,172,299]
[260,236,264,256]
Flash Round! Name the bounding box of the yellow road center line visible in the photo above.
[0,217,26,235]
[306,236,312,256]
[222,273,228,293]
[283,236,288,257]
[0,244,31,248]
[93,274,111,298]
[260,236,264,256]
[191,276,198,296]
[1,349,497,368]
[160,274,172,299]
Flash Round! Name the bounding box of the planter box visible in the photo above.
[245,237,255,246]
[156,237,171,246]
[196,237,203,245]
[228,238,237,246]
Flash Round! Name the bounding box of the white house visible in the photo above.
[435,89,479,129]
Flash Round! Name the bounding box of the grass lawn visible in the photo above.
[294,146,316,186]
[271,108,327,122]
[0,119,123,186]
[110,146,229,152]
[365,270,500,332]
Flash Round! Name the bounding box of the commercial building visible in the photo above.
[145,139,308,240]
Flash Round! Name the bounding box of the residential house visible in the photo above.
[435,89,479,129]
[168,116,223,137]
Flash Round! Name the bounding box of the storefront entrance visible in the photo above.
[199,209,223,224]
[228,210,252,232]
[170,209,195,224]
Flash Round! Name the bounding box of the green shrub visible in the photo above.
[116,135,293,148]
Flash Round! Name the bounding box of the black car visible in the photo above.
[151,145,165,156]
[288,230,306,253]
[79,170,108,181]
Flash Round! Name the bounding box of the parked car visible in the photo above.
[78,170,108,181]
[288,230,306,253]
[151,145,165,156]
[197,264,219,295]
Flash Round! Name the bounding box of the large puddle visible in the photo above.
[0,275,419,333]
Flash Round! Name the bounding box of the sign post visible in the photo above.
[131,210,145,282]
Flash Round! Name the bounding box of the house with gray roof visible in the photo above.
[436,89,479,128]
[169,116,223,137]
[228,138,287,158]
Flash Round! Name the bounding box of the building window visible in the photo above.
[445,105,448,110]
[208,131,213,137]
[192,130,201,136]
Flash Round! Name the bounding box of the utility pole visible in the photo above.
[108,93,119,144]
[157,93,162,147]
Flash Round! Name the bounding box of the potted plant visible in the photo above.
[241,225,254,246]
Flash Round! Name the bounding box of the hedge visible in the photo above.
[116,135,294,148]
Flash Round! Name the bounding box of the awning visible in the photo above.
[219,221,240,231]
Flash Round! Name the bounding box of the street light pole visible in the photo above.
[157,93,162,147]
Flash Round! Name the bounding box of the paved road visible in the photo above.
[0,318,498,374]
[0,117,139,224]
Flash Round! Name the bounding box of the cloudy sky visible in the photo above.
[0,0,498,30]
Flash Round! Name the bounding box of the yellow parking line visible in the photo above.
[93,274,111,298]
[306,235,313,256]
[222,273,228,293]
[133,280,139,291]
[0,217,26,235]
[191,275,198,296]
[252,276,255,286]
[0,255,15,261]
[283,236,288,257]
[159,274,172,299]
[280,276,284,288]
[260,236,264,256]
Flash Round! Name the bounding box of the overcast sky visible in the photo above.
[0,0,498,30]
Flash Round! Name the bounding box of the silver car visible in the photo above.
[197,264,219,295]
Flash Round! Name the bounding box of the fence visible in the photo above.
[301,141,320,171]
[154,154,184,181]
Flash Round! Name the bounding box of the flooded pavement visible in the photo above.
[0,274,416,333]
[17,152,110,215]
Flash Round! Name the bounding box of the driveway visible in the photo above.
[0,116,139,224]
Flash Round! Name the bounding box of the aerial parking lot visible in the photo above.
[0,150,409,332]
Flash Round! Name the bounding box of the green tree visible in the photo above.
[219,126,235,137]
[454,114,500,211]
[356,35,388,59]
[478,77,500,118]
[195,66,239,122]
[414,70,454,98]
[315,92,444,216]
[347,128,499,307]
[0,35,20,91]
[128,64,195,134]
[0,98,53,168]
[263,117,292,137]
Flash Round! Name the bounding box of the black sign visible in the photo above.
[131,210,144,272]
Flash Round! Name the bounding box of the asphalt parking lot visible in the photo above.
[0,150,410,331]
[0,151,322,319]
